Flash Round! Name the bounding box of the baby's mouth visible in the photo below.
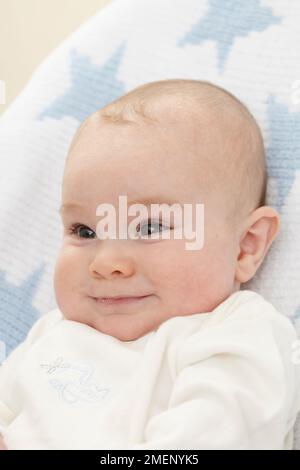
[91,295,152,305]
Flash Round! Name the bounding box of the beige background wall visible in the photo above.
[0,0,112,114]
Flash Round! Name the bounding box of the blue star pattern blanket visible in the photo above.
[0,0,299,447]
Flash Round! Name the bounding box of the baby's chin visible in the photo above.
[86,312,156,342]
[61,302,158,342]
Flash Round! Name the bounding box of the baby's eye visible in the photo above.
[136,219,171,238]
[68,223,96,239]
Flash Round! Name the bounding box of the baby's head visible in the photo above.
[54,79,280,341]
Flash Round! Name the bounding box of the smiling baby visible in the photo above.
[0,79,299,450]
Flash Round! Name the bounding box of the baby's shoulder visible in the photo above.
[173,290,299,379]
[213,289,294,330]
[229,290,296,338]
[178,289,297,362]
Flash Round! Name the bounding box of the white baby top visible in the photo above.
[0,289,300,450]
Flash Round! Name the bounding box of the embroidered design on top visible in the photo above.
[40,356,110,404]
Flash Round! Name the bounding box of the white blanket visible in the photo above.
[0,0,299,448]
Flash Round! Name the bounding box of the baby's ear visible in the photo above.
[234,206,280,284]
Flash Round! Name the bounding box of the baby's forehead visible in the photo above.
[73,98,237,157]
[66,97,251,204]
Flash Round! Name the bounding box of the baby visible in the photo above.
[0,79,300,450]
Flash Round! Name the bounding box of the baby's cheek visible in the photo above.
[53,254,68,306]
[53,249,79,309]
[53,247,90,321]
[169,250,226,312]
[54,244,82,285]
[186,247,237,311]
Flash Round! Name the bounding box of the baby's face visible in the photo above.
[54,114,240,341]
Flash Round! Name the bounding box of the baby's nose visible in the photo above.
[88,242,135,280]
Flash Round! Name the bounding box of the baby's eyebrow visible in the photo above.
[59,197,183,214]
[59,203,84,214]
[126,196,182,206]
